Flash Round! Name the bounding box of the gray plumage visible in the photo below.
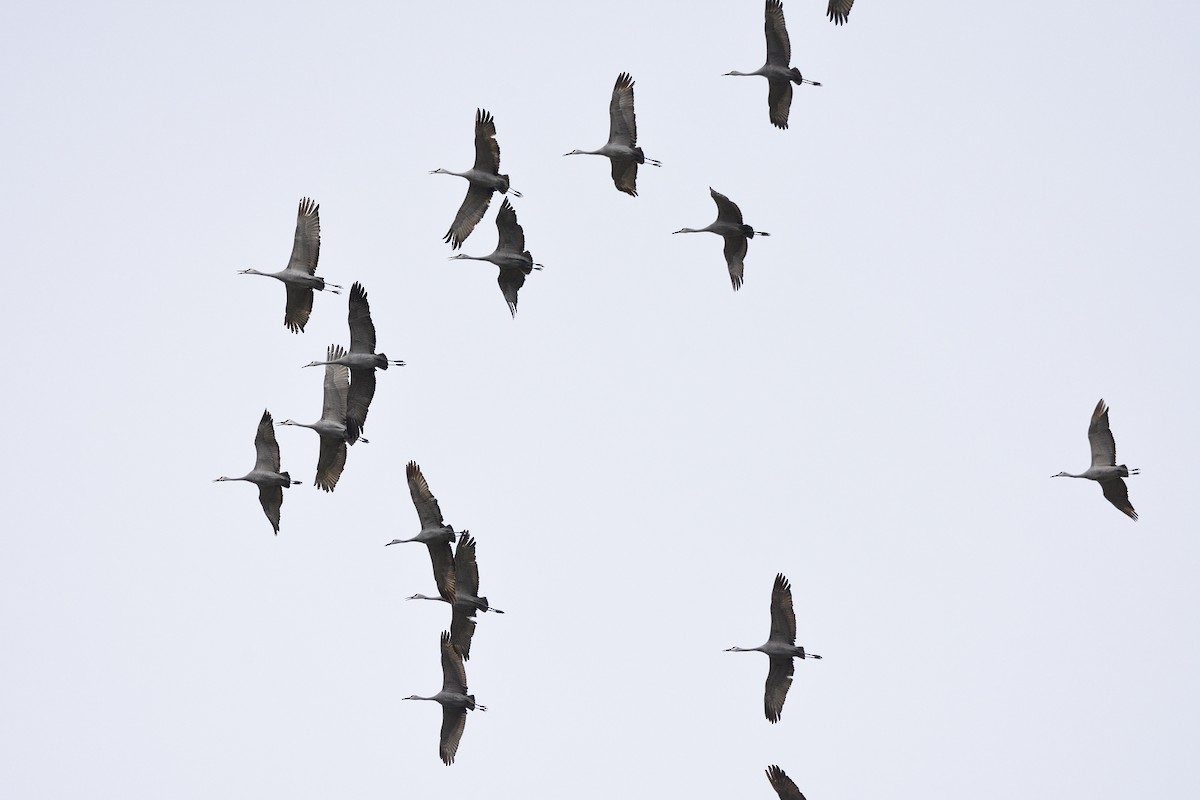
[302,282,404,442]
[1052,399,1140,520]
[386,461,458,603]
[238,197,342,333]
[403,630,487,765]
[724,0,822,130]
[408,532,505,660]
[766,765,807,800]
[213,410,301,534]
[673,188,771,290]
[827,0,854,25]
[432,108,522,249]
[448,197,543,316]
[726,573,821,723]
[563,72,661,196]
[279,344,359,492]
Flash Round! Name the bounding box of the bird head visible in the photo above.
[1051,471,1070,478]
[384,538,404,546]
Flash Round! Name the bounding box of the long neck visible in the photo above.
[280,420,317,431]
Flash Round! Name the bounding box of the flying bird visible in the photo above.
[238,197,342,332]
[214,410,301,534]
[563,72,661,196]
[386,461,458,602]
[766,765,807,800]
[432,108,521,249]
[827,0,854,25]
[725,0,822,129]
[726,573,821,723]
[673,188,770,290]
[408,532,505,660]
[1053,399,1140,520]
[302,282,403,442]
[403,630,487,765]
[448,197,543,316]
[279,344,361,492]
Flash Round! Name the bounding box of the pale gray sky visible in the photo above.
[3,1,1199,797]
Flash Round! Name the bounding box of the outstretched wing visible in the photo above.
[314,436,347,493]
[429,541,457,604]
[1100,479,1138,520]
[723,234,748,291]
[257,484,283,535]
[766,765,807,800]
[827,0,854,25]
[406,461,447,530]
[1087,399,1118,468]
[709,188,745,225]
[769,573,797,645]
[346,367,376,442]
[283,284,314,333]
[439,706,468,765]
[451,605,478,661]
[454,532,481,598]
[494,197,527,254]
[764,0,792,66]
[287,197,321,275]
[347,282,378,355]
[767,78,793,130]
[321,345,350,425]
[608,72,638,148]
[439,630,468,693]
[611,157,639,196]
[764,655,794,723]
[444,184,494,250]
[497,267,530,317]
[253,410,282,473]
[473,108,502,174]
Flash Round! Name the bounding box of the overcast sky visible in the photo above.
[3,1,1199,797]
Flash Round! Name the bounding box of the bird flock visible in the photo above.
[212,0,1142,792]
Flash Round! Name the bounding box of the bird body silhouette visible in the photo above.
[725,0,821,129]
[214,410,301,534]
[238,197,341,332]
[726,573,821,723]
[564,72,661,196]
[1053,399,1140,520]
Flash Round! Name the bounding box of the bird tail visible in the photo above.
[375,354,390,371]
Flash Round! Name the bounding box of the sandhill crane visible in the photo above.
[1053,399,1140,520]
[563,72,661,196]
[726,573,821,723]
[827,0,854,25]
[386,461,457,602]
[725,0,822,130]
[214,410,301,534]
[409,532,504,660]
[238,197,342,333]
[302,282,403,442]
[432,108,522,249]
[279,344,363,492]
[404,631,486,765]
[766,765,807,800]
[448,197,543,316]
[673,188,770,290]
